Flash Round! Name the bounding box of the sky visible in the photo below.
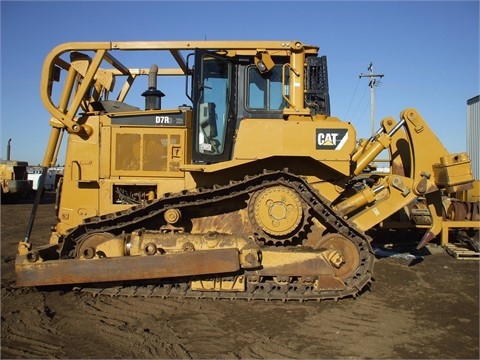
[1,0,479,165]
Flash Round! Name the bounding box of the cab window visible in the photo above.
[247,65,285,110]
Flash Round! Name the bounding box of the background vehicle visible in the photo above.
[16,40,477,301]
[1,139,32,201]
[27,167,64,193]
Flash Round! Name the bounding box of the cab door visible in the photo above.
[192,50,236,164]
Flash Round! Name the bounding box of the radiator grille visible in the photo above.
[115,133,180,172]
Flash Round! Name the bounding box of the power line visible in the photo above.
[350,85,369,124]
[359,63,384,136]
[343,77,361,120]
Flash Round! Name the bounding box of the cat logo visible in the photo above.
[316,129,348,150]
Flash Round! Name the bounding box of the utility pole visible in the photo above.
[359,63,384,136]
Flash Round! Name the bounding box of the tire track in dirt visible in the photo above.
[106,295,194,358]
[1,290,65,359]
[292,295,417,358]
[156,298,302,359]
[49,293,193,359]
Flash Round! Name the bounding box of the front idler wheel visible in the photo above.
[311,233,360,280]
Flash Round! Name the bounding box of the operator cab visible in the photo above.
[190,50,330,164]
[190,50,287,165]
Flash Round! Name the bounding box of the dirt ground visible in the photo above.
[1,194,479,359]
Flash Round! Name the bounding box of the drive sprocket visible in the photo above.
[248,185,309,245]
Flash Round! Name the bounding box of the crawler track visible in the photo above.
[61,170,375,301]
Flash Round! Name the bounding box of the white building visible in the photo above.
[467,95,479,180]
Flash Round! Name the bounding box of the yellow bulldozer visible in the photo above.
[15,40,478,301]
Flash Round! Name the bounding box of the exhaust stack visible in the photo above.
[141,64,165,110]
[7,138,11,160]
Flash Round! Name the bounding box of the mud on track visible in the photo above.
[1,196,479,359]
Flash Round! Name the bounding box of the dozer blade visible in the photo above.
[15,248,240,287]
